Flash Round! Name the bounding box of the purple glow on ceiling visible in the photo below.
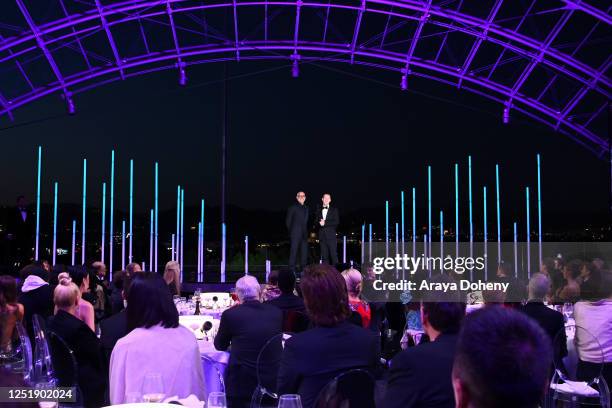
[0,0,609,154]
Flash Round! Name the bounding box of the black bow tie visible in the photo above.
[323,206,329,209]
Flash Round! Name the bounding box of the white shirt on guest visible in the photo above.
[574,299,612,363]
[322,207,329,221]
[109,323,205,404]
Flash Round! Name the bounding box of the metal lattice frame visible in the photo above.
[0,0,610,154]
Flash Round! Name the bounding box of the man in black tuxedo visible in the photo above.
[316,193,339,266]
[8,196,34,267]
[384,275,465,408]
[286,191,309,272]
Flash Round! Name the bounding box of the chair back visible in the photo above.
[201,354,225,397]
[15,322,33,383]
[47,331,78,388]
[250,333,284,408]
[32,314,54,382]
[314,368,375,408]
[282,310,310,333]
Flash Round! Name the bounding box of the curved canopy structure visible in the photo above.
[0,0,610,154]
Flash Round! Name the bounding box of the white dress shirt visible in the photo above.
[322,207,329,221]
[109,324,205,404]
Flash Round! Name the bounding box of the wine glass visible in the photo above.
[278,394,303,408]
[207,392,227,408]
[141,372,165,403]
[562,302,573,321]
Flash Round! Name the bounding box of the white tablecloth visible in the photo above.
[198,338,229,399]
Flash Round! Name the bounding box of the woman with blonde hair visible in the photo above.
[342,268,371,328]
[58,268,95,332]
[163,261,181,297]
[48,276,106,406]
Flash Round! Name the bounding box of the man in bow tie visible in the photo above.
[316,193,339,266]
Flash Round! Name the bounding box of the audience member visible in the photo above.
[265,269,305,311]
[0,275,24,353]
[18,264,54,340]
[47,277,106,407]
[277,264,378,408]
[384,274,465,408]
[521,273,567,372]
[109,273,204,404]
[541,257,563,296]
[342,268,371,328]
[109,271,126,314]
[100,273,132,369]
[125,263,142,275]
[261,270,282,302]
[163,261,181,297]
[452,306,552,408]
[555,260,581,302]
[496,261,527,305]
[60,268,95,331]
[573,270,612,389]
[215,275,283,408]
[578,261,601,301]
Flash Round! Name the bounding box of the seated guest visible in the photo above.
[163,261,181,297]
[496,261,527,305]
[47,277,106,407]
[59,269,95,332]
[277,264,379,408]
[521,273,567,371]
[261,270,282,302]
[384,274,465,408]
[91,262,108,320]
[125,262,142,275]
[0,275,24,354]
[109,271,126,315]
[100,274,132,368]
[109,273,204,404]
[578,261,601,301]
[452,307,552,408]
[215,275,283,408]
[265,269,305,312]
[342,268,371,329]
[573,270,612,389]
[555,259,581,303]
[18,264,54,340]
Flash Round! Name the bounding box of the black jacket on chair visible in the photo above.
[19,284,54,342]
[214,301,283,406]
[277,320,378,408]
[265,293,305,312]
[47,310,106,407]
[383,333,458,408]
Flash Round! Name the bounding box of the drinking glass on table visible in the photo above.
[207,391,227,408]
[562,302,573,321]
[141,372,165,402]
[278,394,303,408]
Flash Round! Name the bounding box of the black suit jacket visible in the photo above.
[277,320,378,408]
[19,285,55,341]
[265,293,305,312]
[214,301,283,400]
[384,333,458,408]
[286,203,310,239]
[521,301,567,358]
[47,310,106,407]
[315,206,339,240]
[99,309,128,369]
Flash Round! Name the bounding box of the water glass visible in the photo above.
[562,302,574,321]
[278,394,303,408]
[141,372,165,403]
[207,391,227,408]
[125,392,141,403]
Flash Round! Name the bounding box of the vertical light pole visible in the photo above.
[101,182,106,263]
[71,220,76,266]
[496,164,501,265]
[368,224,372,263]
[35,146,42,261]
[440,210,444,270]
[401,190,405,257]
[129,159,133,263]
[412,187,416,259]
[121,220,126,270]
[201,199,205,280]
[343,236,347,264]
[155,162,159,272]
[81,159,87,265]
[180,188,185,280]
[149,209,154,271]
[361,224,365,265]
[109,150,115,279]
[468,156,473,264]
[427,165,432,260]
[537,154,542,269]
[455,163,459,258]
[171,234,176,262]
[483,186,488,281]
[244,235,249,275]
[513,222,518,278]
[526,187,531,277]
[176,186,181,265]
[385,200,389,258]
[52,183,58,266]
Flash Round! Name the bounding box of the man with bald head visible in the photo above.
[286,191,309,272]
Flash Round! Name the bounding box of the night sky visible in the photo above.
[0,60,609,231]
